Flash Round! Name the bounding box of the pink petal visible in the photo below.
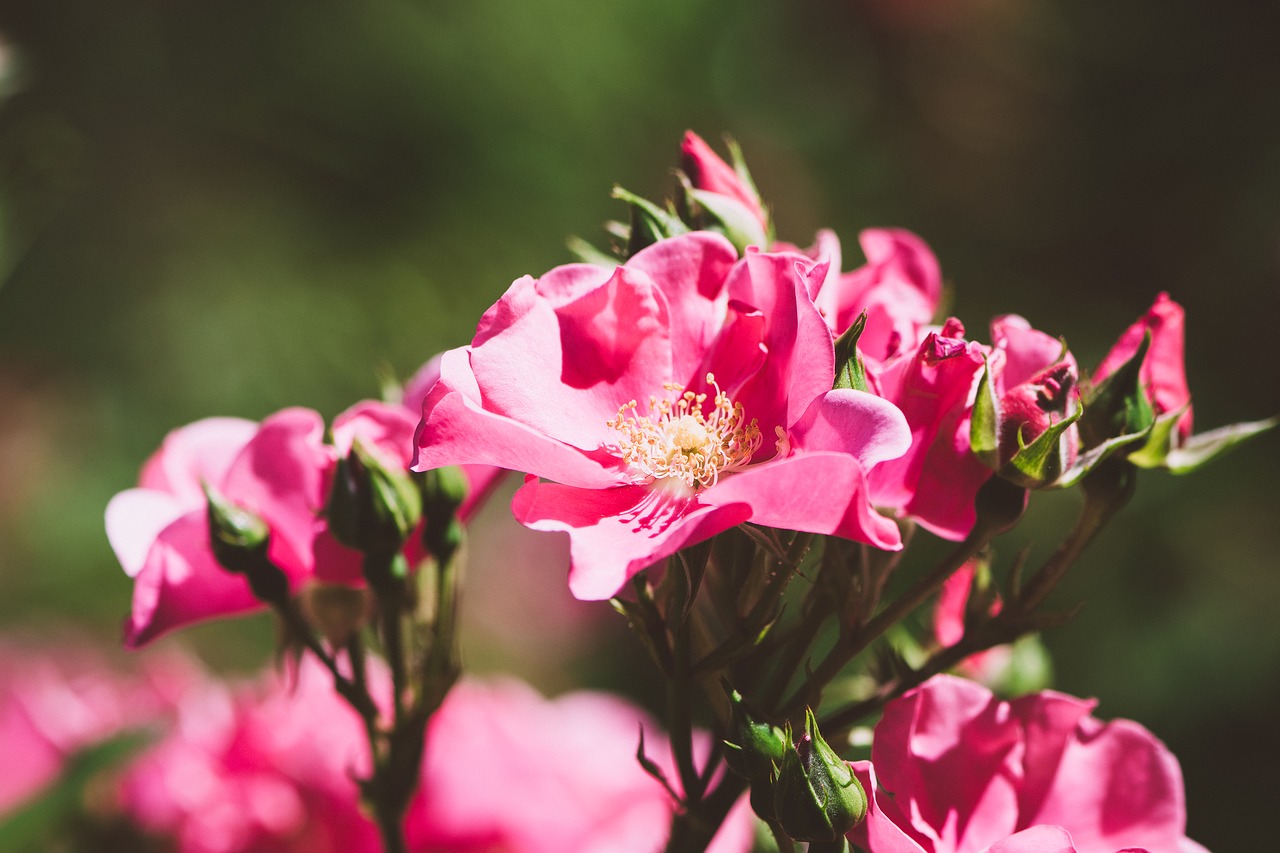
[512,478,751,600]
[626,232,740,382]
[106,488,188,579]
[468,266,674,452]
[681,130,768,232]
[332,400,419,470]
[1022,716,1187,852]
[724,249,835,434]
[874,675,1023,850]
[1093,293,1192,437]
[138,417,258,504]
[846,762,931,853]
[789,388,912,472]
[221,407,333,582]
[123,510,260,648]
[413,349,622,489]
[981,825,1078,853]
[991,315,1074,392]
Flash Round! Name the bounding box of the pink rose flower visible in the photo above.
[1091,293,1192,440]
[412,232,912,599]
[681,130,769,237]
[108,393,469,646]
[107,410,332,647]
[407,677,754,853]
[847,675,1207,853]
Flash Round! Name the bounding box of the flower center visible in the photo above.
[608,373,762,491]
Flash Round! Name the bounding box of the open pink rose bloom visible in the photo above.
[848,675,1207,853]
[412,232,913,599]
[107,383,500,646]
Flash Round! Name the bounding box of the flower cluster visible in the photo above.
[95,131,1272,853]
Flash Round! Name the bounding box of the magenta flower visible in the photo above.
[407,677,754,853]
[107,409,332,647]
[1092,292,1192,440]
[412,232,912,599]
[847,675,1207,853]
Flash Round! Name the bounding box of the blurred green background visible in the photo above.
[0,0,1277,848]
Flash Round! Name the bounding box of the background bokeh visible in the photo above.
[1,0,1277,848]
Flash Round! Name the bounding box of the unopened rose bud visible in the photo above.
[327,439,422,557]
[418,465,468,564]
[204,483,287,605]
[773,709,866,842]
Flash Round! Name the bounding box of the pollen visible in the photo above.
[608,373,762,491]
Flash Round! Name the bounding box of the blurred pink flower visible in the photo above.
[1092,292,1192,440]
[0,638,195,817]
[847,675,1207,853]
[119,656,753,853]
[120,655,380,853]
[412,232,912,599]
[408,677,754,853]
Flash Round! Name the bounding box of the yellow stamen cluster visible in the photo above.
[608,373,762,491]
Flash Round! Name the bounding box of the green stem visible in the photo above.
[777,520,995,721]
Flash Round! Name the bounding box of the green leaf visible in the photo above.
[1053,423,1151,488]
[565,234,618,267]
[1165,415,1278,474]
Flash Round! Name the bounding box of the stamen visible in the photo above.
[608,373,762,491]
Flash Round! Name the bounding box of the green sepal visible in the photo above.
[833,311,871,393]
[722,682,788,782]
[203,482,288,603]
[1000,409,1081,489]
[1164,415,1278,474]
[969,358,1001,468]
[565,234,619,267]
[612,185,688,258]
[328,439,422,556]
[680,176,768,254]
[1053,423,1151,488]
[1079,331,1154,449]
[1126,405,1189,469]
